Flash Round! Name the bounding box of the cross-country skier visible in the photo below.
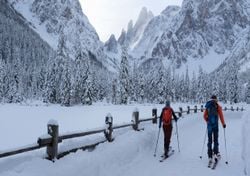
[159,101,178,158]
[204,95,226,165]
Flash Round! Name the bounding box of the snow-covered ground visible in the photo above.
[0,103,248,176]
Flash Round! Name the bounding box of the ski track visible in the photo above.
[0,111,244,176]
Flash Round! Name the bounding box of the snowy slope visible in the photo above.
[242,108,250,176]
[224,27,250,73]
[104,35,122,71]
[0,103,248,176]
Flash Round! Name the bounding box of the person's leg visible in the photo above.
[163,125,168,155]
[213,126,219,155]
[207,126,213,158]
[163,124,173,156]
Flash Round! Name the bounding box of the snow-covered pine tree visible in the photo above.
[156,64,166,104]
[197,66,205,103]
[7,50,22,103]
[165,67,172,101]
[190,72,197,103]
[45,59,57,104]
[211,75,220,98]
[227,60,239,104]
[203,73,211,101]
[111,78,119,104]
[37,67,46,98]
[138,72,145,103]
[82,71,93,105]
[119,47,130,104]
[0,57,4,102]
[130,61,139,103]
[72,49,89,105]
[179,74,185,102]
[246,79,250,104]
[60,60,72,106]
[184,67,190,102]
[45,32,69,104]
[174,74,181,102]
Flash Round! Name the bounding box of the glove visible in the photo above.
[223,124,226,128]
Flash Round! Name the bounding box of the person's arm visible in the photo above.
[218,105,226,128]
[203,109,208,122]
[172,108,178,122]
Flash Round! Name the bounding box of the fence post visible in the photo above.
[178,107,183,117]
[236,107,239,111]
[231,106,234,111]
[201,105,204,112]
[187,106,190,114]
[241,107,244,111]
[104,113,113,142]
[224,107,227,111]
[194,105,197,113]
[46,120,59,161]
[132,109,139,131]
[152,108,157,124]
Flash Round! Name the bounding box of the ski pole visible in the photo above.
[175,121,180,152]
[200,128,207,159]
[223,128,229,164]
[154,127,161,157]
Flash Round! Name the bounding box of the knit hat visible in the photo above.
[211,95,217,100]
[165,100,170,107]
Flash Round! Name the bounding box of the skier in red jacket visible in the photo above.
[159,101,178,158]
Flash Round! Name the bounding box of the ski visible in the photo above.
[159,150,175,162]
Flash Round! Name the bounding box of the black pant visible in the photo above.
[163,124,173,155]
[207,125,219,158]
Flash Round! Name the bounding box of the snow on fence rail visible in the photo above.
[0,105,245,161]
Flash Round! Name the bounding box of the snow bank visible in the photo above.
[242,108,250,175]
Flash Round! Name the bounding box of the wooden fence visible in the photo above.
[0,105,245,161]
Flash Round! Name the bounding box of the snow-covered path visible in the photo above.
[139,111,244,176]
[0,107,245,176]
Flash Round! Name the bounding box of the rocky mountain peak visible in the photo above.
[105,34,119,53]
[117,7,154,49]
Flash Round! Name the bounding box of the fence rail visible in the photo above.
[0,105,245,161]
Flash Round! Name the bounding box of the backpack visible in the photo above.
[207,101,218,124]
[162,108,172,125]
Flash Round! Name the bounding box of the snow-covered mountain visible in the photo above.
[8,0,112,69]
[114,0,250,74]
[131,6,180,59]
[104,7,154,70]
[0,0,55,102]
[117,7,154,50]
[138,0,249,68]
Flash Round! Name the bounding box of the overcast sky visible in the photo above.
[80,0,183,42]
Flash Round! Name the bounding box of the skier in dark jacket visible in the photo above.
[159,101,178,158]
[204,95,226,164]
